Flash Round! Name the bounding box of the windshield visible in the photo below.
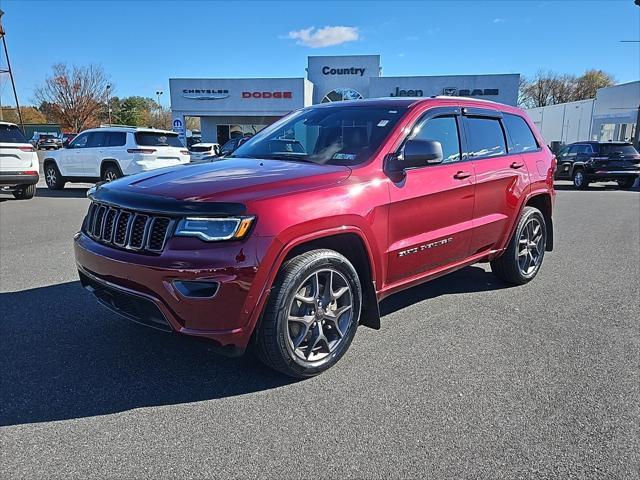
[599,144,639,156]
[0,125,28,143]
[135,132,183,147]
[231,105,407,165]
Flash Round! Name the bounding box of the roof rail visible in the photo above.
[98,124,139,128]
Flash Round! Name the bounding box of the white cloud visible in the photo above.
[493,18,506,23]
[287,26,359,48]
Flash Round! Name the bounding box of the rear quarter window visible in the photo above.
[135,132,183,147]
[0,124,28,143]
[503,114,539,153]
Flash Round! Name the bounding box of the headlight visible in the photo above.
[175,216,255,241]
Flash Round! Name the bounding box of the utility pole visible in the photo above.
[0,9,24,131]
[106,84,112,124]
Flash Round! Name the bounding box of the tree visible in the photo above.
[573,70,615,101]
[33,63,111,132]
[0,106,47,124]
[519,69,616,108]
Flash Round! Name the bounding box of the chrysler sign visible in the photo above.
[442,87,500,96]
[182,88,230,100]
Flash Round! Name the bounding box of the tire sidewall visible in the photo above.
[45,164,60,189]
[573,169,587,189]
[513,208,546,281]
[273,254,362,377]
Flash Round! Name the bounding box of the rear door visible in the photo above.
[462,109,530,255]
[386,107,475,284]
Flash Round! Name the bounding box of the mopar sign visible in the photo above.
[182,88,230,100]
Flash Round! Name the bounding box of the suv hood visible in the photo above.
[94,157,352,205]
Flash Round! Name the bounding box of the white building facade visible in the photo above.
[526,81,640,147]
[170,55,520,145]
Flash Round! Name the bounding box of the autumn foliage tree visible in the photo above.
[519,69,615,108]
[34,63,111,131]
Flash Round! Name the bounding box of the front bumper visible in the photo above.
[0,172,39,187]
[74,231,265,352]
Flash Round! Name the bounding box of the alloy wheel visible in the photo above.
[105,170,118,182]
[286,268,353,362]
[517,217,545,277]
[45,167,57,187]
[573,171,584,187]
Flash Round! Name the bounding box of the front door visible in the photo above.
[386,109,475,285]
[59,131,90,176]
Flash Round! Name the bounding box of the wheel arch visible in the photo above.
[100,159,123,177]
[525,193,554,251]
[257,229,381,333]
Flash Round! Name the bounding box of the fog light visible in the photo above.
[172,280,219,298]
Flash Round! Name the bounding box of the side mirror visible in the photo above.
[386,139,444,172]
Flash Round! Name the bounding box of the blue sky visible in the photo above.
[1,0,639,107]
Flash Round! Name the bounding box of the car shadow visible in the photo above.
[1,266,509,426]
[35,187,90,198]
[553,181,640,192]
[380,265,510,317]
[0,281,297,427]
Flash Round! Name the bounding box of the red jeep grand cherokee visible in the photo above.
[75,98,555,377]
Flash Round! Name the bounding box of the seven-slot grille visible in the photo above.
[83,202,173,253]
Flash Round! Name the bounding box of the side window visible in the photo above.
[557,146,569,159]
[86,132,107,148]
[575,144,594,155]
[412,116,461,163]
[465,117,507,158]
[69,132,89,149]
[503,114,538,153]
[566,145,579,159]
[106,132,126,147]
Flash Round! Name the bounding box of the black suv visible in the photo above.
[555,141,640,189]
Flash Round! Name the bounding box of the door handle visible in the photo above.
[453,171,472,180]
[510,161,525,169]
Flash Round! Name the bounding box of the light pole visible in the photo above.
[156,90,163,107]
[106,84,112,124]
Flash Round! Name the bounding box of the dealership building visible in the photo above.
[526,81,640,148]
[169,55,520,145]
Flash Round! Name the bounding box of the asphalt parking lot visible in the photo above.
[1,176,639,478]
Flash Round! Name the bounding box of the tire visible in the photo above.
[491,206,547,285]
[617,178,636,189]
[572,168,588,189]
[255,249,362,378]
[102,164,122,182]
[44,162,66,190]
[12,184,36,200]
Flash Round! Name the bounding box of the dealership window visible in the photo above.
[503,114,538,153]
[599,124,615,142]
[321,88,363,103]
[412,116,461,163]
[465,117,507,158]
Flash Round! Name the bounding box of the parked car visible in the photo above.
[0,122,39,199]
[220,136,250,156]
[555,141,640,189]
[74,98,555,377]
[189,143,220,162]
[42,126,190,189]
[61,132,77,147]
[31,133,61,150]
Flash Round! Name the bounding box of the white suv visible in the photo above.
[43,126,190,189]
[0,122,40,199]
